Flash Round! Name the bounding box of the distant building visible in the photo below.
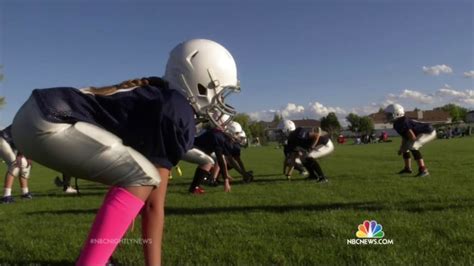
[466,111,474,123]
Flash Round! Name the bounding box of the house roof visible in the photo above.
[293,119,321,128]
[369,110,451,124]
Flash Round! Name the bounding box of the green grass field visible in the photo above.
[0,137,473,265]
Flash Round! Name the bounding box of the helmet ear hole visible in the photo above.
[197,84,207,96]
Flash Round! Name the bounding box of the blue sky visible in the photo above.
[0,0,473,127]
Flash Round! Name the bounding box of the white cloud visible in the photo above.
[436,85,474,107]
[248,102,347,122]
[422,64,453,76]
[248,110,276,122]
[280,103,305,118]
[308,102,347,117]
[398,89,434,104]
[463,70,474,78]
[350,102,382,116]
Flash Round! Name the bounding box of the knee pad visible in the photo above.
[182,148,215,165]
[8,163,20,178]
[403,152,411,159]
[411,150,423,160]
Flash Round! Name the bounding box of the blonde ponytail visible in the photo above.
[81,78,151,96]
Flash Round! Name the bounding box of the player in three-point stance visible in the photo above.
[384,104,436,177]
[11,39,241,265]
[282,120,334,182]
[277,120,308,177]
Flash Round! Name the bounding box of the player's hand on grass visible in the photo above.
[224,178,231,192]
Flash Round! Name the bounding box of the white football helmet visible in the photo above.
[226,121,247,146]
[277,120,296,136]
[384,104,405,121]
[164,39,240,127]
[237,130,248,146]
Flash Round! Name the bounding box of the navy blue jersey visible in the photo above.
[317,135,330,146]
[286,127,330,152]
[0,125,15,148]
[393,116,434,139]
[287,127,314,151]
[194,129,231,156]
[32,78,195,169]
[229,141,241,157]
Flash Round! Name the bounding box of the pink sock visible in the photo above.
[76,187,144,266]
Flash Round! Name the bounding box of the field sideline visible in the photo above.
[0,137,473,265]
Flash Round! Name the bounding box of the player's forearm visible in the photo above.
[285,152,297,176]
[407,129,417,141]
[227,156,244,175]
[216,152,229,179]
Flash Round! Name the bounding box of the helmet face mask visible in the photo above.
[205,85,240,127]
[165,39,240,128]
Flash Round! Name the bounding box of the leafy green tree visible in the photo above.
[346,113,361,133]
[233,113,251,137]
[272,113,282,125]
[248,121,267,144]
[435,104,468,122]
[320,112,341,139]
[359,116,374,134]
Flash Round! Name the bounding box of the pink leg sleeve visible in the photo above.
[76,187,144,266]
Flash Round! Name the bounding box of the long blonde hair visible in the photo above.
[81,78,152,96]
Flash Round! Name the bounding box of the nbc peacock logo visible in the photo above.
[356,220,384,238]
[347,220,394,245]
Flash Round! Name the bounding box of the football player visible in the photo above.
[278,120,308,178]
[284,124,334,182]
[211,121,253,183]
[11,39,240,265]
[0,125,32,203]
[183,126,233,193]
[54,173,78,194]
[385,104,436,177]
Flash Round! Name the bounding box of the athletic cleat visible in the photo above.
[64,186,78,194]
[54,176,64,187]
[1,196,14,204]
[415,170,430,177]
[21,192,33,200]
[316,177,329,183]
[300,170,309,177]
[243,171,254,183]
[191,186,205,194]
[398,168,413,174]
[305,175,319,180]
